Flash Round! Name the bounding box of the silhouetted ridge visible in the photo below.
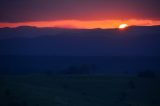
[0,25,160,56]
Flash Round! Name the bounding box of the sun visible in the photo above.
[119,24,128,29]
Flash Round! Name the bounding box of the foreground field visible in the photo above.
[0,75,160,106]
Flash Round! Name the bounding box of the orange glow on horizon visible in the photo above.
[0,19,160,29]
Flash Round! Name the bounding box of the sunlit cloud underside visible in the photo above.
[0,19,160,29]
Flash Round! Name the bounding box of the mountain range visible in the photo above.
[0,26,160,56]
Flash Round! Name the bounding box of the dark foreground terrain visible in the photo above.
[0,26,160,106]
[0,75,160,106]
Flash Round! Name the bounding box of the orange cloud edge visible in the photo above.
[0,19,160,29]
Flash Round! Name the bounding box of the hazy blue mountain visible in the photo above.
[0,26,160,56]
[0,26,160,74]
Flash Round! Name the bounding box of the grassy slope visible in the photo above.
[0,75,160,106]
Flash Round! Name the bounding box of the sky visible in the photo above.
[0,0,160,28]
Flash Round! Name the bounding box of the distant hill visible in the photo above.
[0,26,160,56]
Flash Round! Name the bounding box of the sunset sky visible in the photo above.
[0,0,160,29]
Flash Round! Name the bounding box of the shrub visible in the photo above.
[65,64,90,74]
[5,89,11,97]
[21,100,28,106]
[128,80,135,89]
[7,102,20,106]
[118,92,127,102]
[138,70,156,78]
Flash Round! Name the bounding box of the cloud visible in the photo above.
[0,19,160,29]
[0,0,159,22]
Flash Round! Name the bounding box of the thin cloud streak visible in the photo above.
[0,19,160,29]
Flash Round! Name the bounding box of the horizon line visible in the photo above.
[0,19,160,29]
[0,25,160,30]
